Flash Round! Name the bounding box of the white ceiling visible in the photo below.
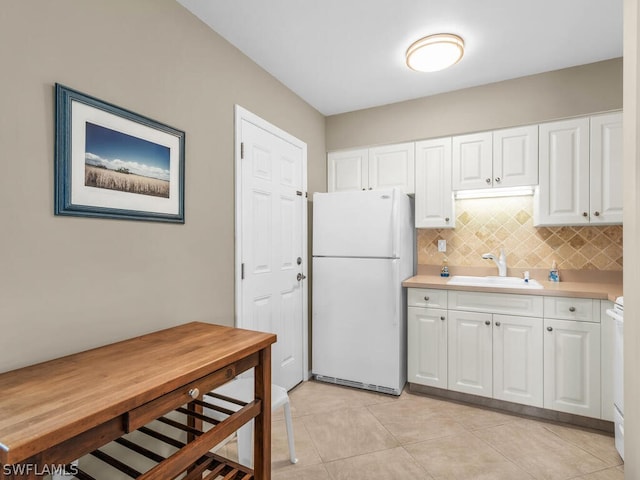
[177,0,623,116]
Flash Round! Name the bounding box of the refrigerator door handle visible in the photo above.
[392,260,400,326]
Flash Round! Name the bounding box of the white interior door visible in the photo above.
[235,106,308,391]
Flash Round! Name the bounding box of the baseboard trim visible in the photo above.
[408,383,614,433]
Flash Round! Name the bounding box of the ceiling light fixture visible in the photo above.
[406,33,465,72]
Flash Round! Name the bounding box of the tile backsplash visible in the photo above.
[417,196,623,271]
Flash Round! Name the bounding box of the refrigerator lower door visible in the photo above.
[312,256,406,395]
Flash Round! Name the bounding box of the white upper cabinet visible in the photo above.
[369,143,415,193]
[415,138,454,229]
[590,112,623,224]
[327,143,415,194]
[327,148,368,192]
[493,125,539,187]
[452,132,493,190]
[535,112,623,226]
[536,117,591,226]
[452,126,538,191]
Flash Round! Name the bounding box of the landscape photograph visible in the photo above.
[84,122,171,198]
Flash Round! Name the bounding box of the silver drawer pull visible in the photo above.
[547,326,553,332]
[485,320,491,326]
[569,307,576,312]
[440,316,445,321]
[495,321,501,326]
[424,296,430,302]
[188,388,200,399]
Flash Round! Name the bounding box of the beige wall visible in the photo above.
[624,0,639,476]
[0,0,325,373]
[326,58,622,151]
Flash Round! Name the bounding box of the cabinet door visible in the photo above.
[536,118,590,226]
[415,138,454,228]
[452,132,493,190]
[369,143,415,194]
[493,314,543,407]
[543,318,601,418]
[327,149,369,192]
[408,307,448,388]
[590,112,623,225]
[493,125,538,188]
[448,310,492,397]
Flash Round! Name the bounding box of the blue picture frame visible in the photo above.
[55,84,185,223]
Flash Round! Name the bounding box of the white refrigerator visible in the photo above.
[312,189,414,395]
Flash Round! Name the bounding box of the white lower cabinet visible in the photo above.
[493,314,543,408]
[543,318,601,418]
[447,310,493,397]
[408,306,448,388]
[407,288,606,420]
[447,311,543,406]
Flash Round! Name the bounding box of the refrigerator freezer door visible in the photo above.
[313,190,398,258]
[312,257,406,393]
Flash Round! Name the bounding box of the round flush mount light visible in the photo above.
[406,33,465,72]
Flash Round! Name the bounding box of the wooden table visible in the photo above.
[0,322,276,479]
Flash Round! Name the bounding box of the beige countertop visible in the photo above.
[402,274,622,302]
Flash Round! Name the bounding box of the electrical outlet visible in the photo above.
[438,239,446,252]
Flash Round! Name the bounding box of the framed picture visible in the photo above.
[55,84,185,223]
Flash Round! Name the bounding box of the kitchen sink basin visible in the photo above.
[446,275,543,289]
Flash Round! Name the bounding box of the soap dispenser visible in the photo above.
[440,257,450,277]
[549,260,560,282]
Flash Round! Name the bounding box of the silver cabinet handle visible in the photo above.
[424,296,430,302]
[569,306,576,312]
[547,326,553,332]
[594,211,600,216]
[297,273,306,281]
[485,320,491,326]
[495,321,501,326]
[445,217,450,222]
[188,388,200,399]
[440,316,445,321]
[583,212,588,217]
[495,177,501,183]
[486,178,491,184]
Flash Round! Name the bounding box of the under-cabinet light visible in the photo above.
[454,186,535,200]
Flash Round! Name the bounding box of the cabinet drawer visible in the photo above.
[408,288,448,308]
[126,353,258,432]
[448,290,543,317]
[544,296,600,323]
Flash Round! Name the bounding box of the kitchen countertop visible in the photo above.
[403,274,622,302]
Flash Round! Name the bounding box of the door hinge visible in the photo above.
[241,263,244,280]
[240,142,244,159]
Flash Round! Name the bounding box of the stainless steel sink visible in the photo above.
[446,275,543,289]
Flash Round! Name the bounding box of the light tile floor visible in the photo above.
[218,380,624,480]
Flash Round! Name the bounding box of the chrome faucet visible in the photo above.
[482,248,507,277]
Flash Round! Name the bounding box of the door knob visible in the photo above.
[297,273,306,281]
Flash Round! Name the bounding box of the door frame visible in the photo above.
[234,104,309,383]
